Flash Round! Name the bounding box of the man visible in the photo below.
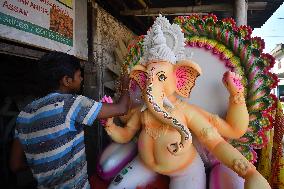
[10,51,130,188]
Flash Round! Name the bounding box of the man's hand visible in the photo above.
[121,74,130,91]
[105,117,114,127]
[10,139,28,173]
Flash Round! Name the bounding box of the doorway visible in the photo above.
[0,53,39,189]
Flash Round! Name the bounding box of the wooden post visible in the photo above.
[233,0,248,26]
[84,0,105,176]
[121,4,232,16]
[135,0,156,20]
[194,0,202,6]
[120,2,265,17]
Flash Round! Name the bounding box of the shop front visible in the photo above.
[0,0,88,187]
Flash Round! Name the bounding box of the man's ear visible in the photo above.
[61,76,72,87]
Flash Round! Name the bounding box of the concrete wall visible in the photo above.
[272,44,284,75]
[270,44,284,97]
[84,4,134,99]
[95,5,134,94]
[84,3,135,176]
[74,0,88,59]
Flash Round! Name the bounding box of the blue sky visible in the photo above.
[252,3,284,53]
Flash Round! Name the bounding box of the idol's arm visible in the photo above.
[105,108,141,143]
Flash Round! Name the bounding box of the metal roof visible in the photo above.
[96,0,284,35]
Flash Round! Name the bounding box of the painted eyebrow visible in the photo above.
[156,71,165,76]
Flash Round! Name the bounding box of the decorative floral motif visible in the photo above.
[232,158,250,176]
[124,35,144,70]
[237,25,252,40]
[202,14,217,23]
[230,93,246,104]
[200,127,219,141]
[261,53,276,71]
[251,37,265,52]
[141,14,186,65]
[222,18,236,29]
[209,114,221,128]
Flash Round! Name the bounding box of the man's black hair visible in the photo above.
[38,51,81,94]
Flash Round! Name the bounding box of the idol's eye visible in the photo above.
[158,74,167,81]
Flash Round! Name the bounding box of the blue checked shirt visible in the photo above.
[15,93,102,189]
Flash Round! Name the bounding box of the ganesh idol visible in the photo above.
[100,15,271,189]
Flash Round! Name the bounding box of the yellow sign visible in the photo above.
[58,0,73,9]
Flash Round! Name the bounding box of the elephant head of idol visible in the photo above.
[130,15,202,151]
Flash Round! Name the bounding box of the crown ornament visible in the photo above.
[141,14,186,65]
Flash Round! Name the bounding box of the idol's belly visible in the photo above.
[138,128,197,175]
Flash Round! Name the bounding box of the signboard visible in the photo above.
[0,0,87,58]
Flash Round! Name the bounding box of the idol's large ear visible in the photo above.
[129,65,147,90]
[174,60,202,98]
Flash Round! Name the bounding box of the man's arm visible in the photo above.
[10,139,28,173]
[97,75,130,119]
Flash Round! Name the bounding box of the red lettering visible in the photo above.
[24,9,28,16]
[18,7,28,16]
[19,7,23,14]
[35,4,39,11]
[14,5,18,12]
[29,1,49,15]
[3,0,70,17]
[39,0,52,7]
[3,1,8,8]
[2,1,29,17]
[30,2,35,9]
[17,0,29,6]
[50,3,70,17]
